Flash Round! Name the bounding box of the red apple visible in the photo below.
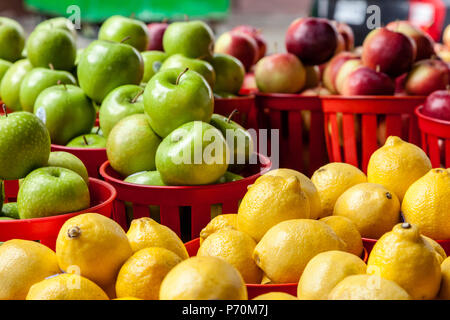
[285,17,339,65]
[443,25,450,49]
[232,25,267,61]
[147,22,169,51]
[341,66,395,96]
[323,52,359,93]
[404,59,450,96]
[422,89,450,121]
[254,53,306,93]
[362,28,416,77]
[335,59,363,94]
[215,31,258,71]
[386,21,435,61]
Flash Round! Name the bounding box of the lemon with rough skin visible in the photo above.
[198,229,262,284]
[0,239,60,300]
[311,162,367,217]
[367,223,441,300]
[333,183,400,239]
[298,250,366,300]
[116,247,182,300]
[328,274,411,300]
[56,213,133,288]
[423,236,447,264]
[438,257,450,299]
[127,217,189,260]
[402,168,450,240]
[367,136,431,201]
[258,168,322,219]
[253,292,298,300]
[199,214,238,244]
[320,216,363,257]
[253,219,345,283]
[238,175,310,242]
[26,273,109,300]
[159,256,247,300]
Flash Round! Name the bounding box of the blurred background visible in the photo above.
[1,0,450,50]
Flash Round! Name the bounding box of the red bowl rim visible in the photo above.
[0,177,116,224]
[51,144,106,152]
[320,95,427,101]
[215,94,255,102]
[255,92,321,99]
[415,105,450,126]
[99,153,271,191]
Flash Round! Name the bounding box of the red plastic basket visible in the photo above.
[415,105,450,168]
[99,154,271,241]
[321,96,425,172]
[255,93,328,176]
[214,96,258,129]
[51,144,107,179]
[185,237,368,299]
[0,178,116,250]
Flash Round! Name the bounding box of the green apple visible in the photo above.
[143,68,213,138]
[75,48,84,66]
[215,171,244,184]
[19,67,77,112]
[17,166,90,219]
[77,40,144,103]
[34,84,96,145]
[0,217,14,220]
[0,59,12,98]
[210,53,245,94]
[163,21,214,59]
[47,151,89,184]
[26,28,76,71]
[213,92,237,98]
[0,17,25,62]
[155,121,229,185]
[124,170,166,186]
[210,113,254,172]
[141,50,167,83]
[1,202,19,219]
[0,59,32,111]
[0,111,50,180]
[99,84,145,137]
[107,114,161,177]
[160,54,216,88]
[66,134,107,148]
[35,17,77,39]
[99,15,149,52]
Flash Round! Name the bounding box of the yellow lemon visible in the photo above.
[127,217,189,260]
[367,136,431,201]
[367,223,441,300]
[328,274,411,300]
[197,229,262,284]
[438,257,450,300]
[297,250,366,300]
[261,274,272,284]
[423,236,447,264]
[199,214,238,244]
[238,175,310,242]
[116,247,182,300]
[253,292,298,300]
[311,162,367,217]
[320,216,363,257]
[114,297,142,300]
[402,168,450,240]
[56,213,133,288]
[159,256,247,300]
[253,219,345,283]
[333,183,400,239]
[258,168,322,219]
[0,239,60,300]
[26,274,109,300]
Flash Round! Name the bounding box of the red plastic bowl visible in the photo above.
[51,144,107,179]
[321,95,425,172]
[0,178,116,250]
[99,154,271,240]
[214,95,258,129]
[185,237,368,300]
[364,236,450,256]
[255,93,327,176]
[415,105,450,168]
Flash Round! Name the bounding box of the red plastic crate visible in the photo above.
[255,93,327,176]
[51,144,107,179]
[185,237,368,299]
[214,95,258,129]
[0,178,116,250]
[321,96,426,172]
[99,154,271,240]
[415,105,450,168]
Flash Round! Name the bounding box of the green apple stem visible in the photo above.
[57,80,67,90]
[96,126,101,135]
[120,36,132,43]
[48,63,54,70]
[68,226,81,238]
[83,135,89,146]
[131,90,144,104]
[2,104,7,117]
[227,109,239,123]
[176,68,189,85]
